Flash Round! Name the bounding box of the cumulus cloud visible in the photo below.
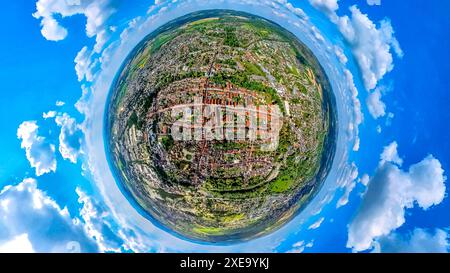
[366,87,386,119]
[308,2,401,91]
[347,142,447,252]
[33,0,114,51]
[360,174,370,186]
[309,0,339,19]
[119,17,142,45]
[344,69,363,151]
[38,16,68,41]
[147,0,166,15]
[17,121,57,176]
[376,125,382,134]
[288,241,305,253]
[55,113,84,164]
[308,217,325,230]
[75,46,98,82]
[287,240,314,253]
[75,85,92,116]
[76,188,147,252]
[43,111,57,119]
[367,0,381,6]
[375,228,449,253]
[385,111,394,126]
[380,141,402,166]
[0,178,98,252]
[337,6,402,90]
[285,2,308,19]
[33,0,115,83]
[0,178,147,253]
[56,101,65,107]
[75,188,124,252]
[0,234,35,253]
[336,163,359,208]
[334,45,348,64]
[311,26,325,43]
[94,29,110,53]
[272,9,288,19]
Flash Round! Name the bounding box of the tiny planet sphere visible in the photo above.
[106,10,336,242]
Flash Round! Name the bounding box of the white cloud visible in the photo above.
[344,69,363,151]
[309,0,339,18]
[272,9,288,19]
[75,85,92,116]
[119,17,142,45]
[56,101,65,107]
[285,2,308,19]
[375,228,449,253]
[17,121,56,176]
[289,240,305,253]
[376,125,382,134]
[0,178,98,252]
[94,29,109,53]
[0,179,146,253]
[43,111,57,119]
[309,2,401,91]
[0,234,35,253]
[33,1,116,84]
[353,137,360,152]
[74,46,97,82]
[311,26,325,43]
[380,141,402,166]
[366,87,386,119]
[308,217,325,230]
[76,188,146,252]
[385,111,394,126]
[38,16,68,41]
[347,142,447,252]
[287,240,314,253]
[360,174,369,186]
[334,45,348,64]
[337,6,402,91]
[55,113,84,164]
[75,188,123,252]
[367,0,381,6]
[33,0,114,51]
[337,163,359,208]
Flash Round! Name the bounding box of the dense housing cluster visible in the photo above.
[107,10,335,242]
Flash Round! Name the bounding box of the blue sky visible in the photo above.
[0,0,449,253]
